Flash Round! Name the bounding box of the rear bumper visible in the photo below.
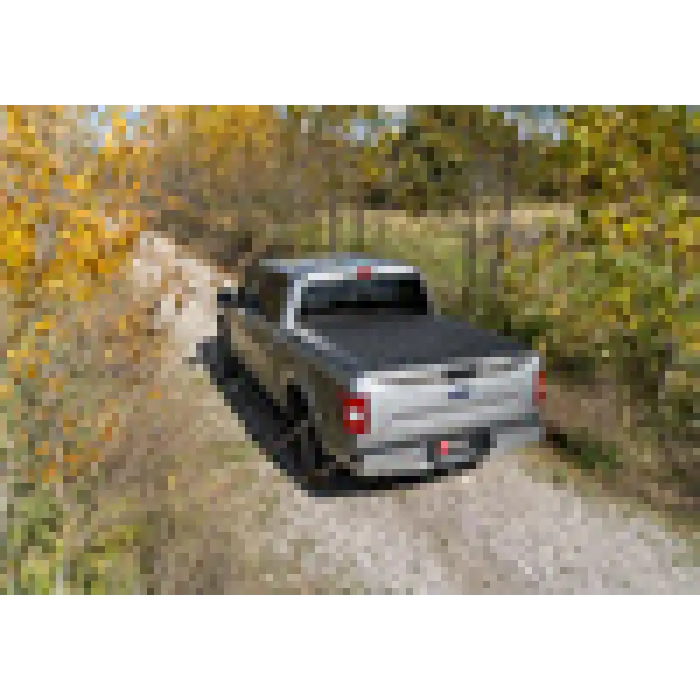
[339,413,542,477]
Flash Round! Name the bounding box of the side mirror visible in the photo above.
[216,287,241,308]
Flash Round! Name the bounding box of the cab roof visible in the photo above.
[258,254,416,280]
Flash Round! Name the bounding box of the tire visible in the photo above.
[285,389,334,487]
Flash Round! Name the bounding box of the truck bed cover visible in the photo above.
[304,314,528,372]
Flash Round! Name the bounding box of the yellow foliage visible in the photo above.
[141,105,305,232]
[1,107,142,304]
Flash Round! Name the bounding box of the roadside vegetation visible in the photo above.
[1,107,174,593]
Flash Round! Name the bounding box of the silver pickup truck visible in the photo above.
[216,255,544,484]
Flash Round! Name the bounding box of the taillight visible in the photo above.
[340,392,370,435]
[534,369,546,403]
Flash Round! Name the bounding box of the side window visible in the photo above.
[258,272,287,324]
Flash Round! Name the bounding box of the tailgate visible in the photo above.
[357,355,540,444]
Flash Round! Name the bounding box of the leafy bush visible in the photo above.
[2,282,161,594]
[0,106,153,593]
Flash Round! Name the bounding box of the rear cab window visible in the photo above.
[297,271,431,321]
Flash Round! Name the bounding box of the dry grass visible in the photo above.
[541,376,699,518]
[353,204,577,235]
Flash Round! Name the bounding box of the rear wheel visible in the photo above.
[285,389,335,487]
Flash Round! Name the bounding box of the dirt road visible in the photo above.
[129,232,699,593]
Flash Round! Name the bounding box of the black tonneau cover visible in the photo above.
[304,314,528,372]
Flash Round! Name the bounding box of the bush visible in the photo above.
[2,273,164,594]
